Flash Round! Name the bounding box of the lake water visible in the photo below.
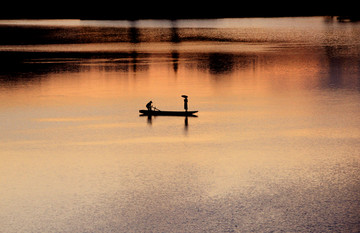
[1,17,360,232]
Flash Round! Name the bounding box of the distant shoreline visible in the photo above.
[1,15,359,22]
[0,15,350,20]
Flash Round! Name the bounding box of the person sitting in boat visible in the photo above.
[182,95,188,112]
[146,101,153,111]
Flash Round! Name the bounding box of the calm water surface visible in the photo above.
[1,17,360,232]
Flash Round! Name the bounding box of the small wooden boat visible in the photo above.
[139,110,198,116]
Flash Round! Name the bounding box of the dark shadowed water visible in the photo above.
[0,17,360,232]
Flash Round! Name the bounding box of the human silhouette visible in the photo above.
[146,101,153,111]
[182,95,188,112]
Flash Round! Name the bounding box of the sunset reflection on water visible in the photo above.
[1,17,360,232]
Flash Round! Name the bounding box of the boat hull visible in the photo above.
[139,110,198,116]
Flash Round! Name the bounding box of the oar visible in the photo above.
[153,106,161,111]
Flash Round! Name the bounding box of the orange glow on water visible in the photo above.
[1,17,360,232]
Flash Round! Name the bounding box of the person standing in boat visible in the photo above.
[182,95,188,112]
[146,101,153,111]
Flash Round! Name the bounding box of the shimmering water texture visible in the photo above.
[0,17,360,232]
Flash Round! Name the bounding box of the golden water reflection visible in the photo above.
[1,18,360,232]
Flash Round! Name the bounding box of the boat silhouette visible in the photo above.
[139,109,198,116]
